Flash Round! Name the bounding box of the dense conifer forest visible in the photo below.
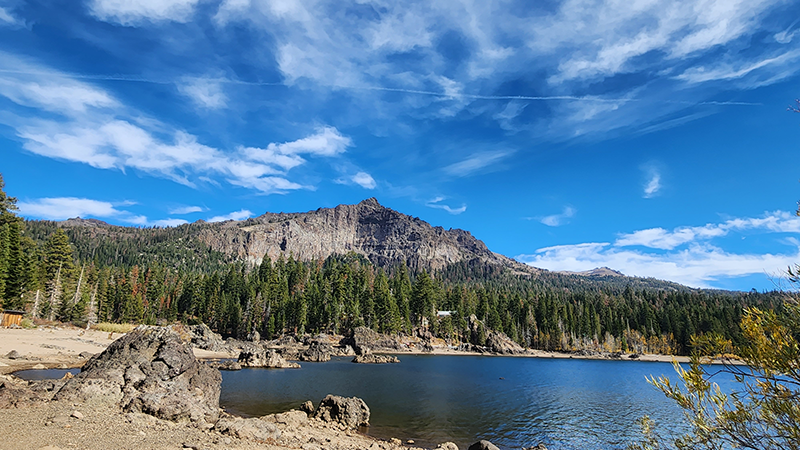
[0,175,784,355]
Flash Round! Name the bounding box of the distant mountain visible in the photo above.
[34,200,703,292]
[195,198,535,272]
[558,267,625,277]
[45,198,536,274]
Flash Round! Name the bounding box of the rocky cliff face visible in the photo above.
[196,198,520,271]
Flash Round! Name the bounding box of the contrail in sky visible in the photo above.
[0,68,762,106]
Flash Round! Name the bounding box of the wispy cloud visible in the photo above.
[207,209,253,223]
[643,168,662,198]
[177,77,228,109]
[89,0,200,26]
[426,197,467,215]
[0,6,22,26]
[0,53,353,195]
[444,150,512,177]
[351,172,376,189]
[517,242,799,289]
[518,210,800,288]
[334,171,376,189]
[17,197,187,227]
[540,206,576,227]
[615,211,800,250]
[675,50,800,84]
[169,205,204,215]
[153,218,189,227]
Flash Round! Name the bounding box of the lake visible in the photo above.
[220,355,732,450]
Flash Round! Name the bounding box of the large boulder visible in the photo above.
[341,327,402,353]
[468,440,500,450]
[238,346,301,368]
[486,331,524,355]
[214,415,281,441]
[54,326,221,426]
[313,395,370,429]
[300,342,332,362]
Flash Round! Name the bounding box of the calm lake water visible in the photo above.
[221,355,736,450]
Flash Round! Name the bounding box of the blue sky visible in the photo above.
[2,0,800,290]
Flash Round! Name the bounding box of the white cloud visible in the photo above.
[675,50,800,84]
[541,0,782,84]
[0,55,353,195]
[518,210,800,288]
[0,54,119,114]
[615,211,800,250]
[643,170,661,198]
[16,196,188,227]
[169,205,204,214]
[775,27,798,44]
[89,0,200,26]
[517,242,800,289]
[444,150,512,177]
[426,197,467,215]
[202,0,797,140]
[540,206,576,227]
[178,78,228,109]
[152,218,189,227]
[18,197,126,220]
[207,209,253,223]
[0,6,22,26]
[351,172,376,189]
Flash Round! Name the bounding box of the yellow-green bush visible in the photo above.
[92,322,135,333]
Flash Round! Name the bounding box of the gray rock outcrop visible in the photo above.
[486,331,524,355]
[0,374,67,408]
[214,415,281,441]
[208,360,242,371]
[300,342,332,362]
[313,395,370,429]
[342,326,403,353]
[54,326,221,426]
[171,323,227,352]
[352,354,400,364]
[238,346,300,368]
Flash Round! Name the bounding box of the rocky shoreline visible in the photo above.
[1,326,531,450]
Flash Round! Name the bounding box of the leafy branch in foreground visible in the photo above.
[629,297,800,450]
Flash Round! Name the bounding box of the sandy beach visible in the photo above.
[0,326,235,375]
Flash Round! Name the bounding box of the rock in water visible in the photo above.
[208,360,242,371]
[467,440,500,450]
[313,395,370,429]
[342,326,403,353]
[352,354,400,364]
[238,346,301,368]
[54,326,221,426]
[300,342,332,362]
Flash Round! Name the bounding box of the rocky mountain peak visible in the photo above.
[357,197,381,208]
[196,199,525,272]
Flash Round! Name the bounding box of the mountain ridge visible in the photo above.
[194,197,536,273]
